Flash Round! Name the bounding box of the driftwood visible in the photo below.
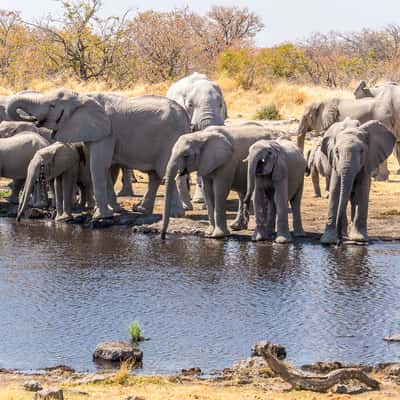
[260,349,380,393]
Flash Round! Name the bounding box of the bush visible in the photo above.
[128,321,142,342]
[254,104,281,120]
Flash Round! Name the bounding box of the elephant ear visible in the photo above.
[271,143,287,182]
[212,83,228,119]
[361,121,396,172]
[54,95,111,143]
[321,130,336,167]
[198,131,233,176]
[320,100,339,130]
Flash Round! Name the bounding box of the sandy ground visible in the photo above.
[1,366,400,400]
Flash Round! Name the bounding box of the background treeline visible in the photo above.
[1,0,400,91]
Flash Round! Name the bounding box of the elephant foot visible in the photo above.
[210,227,230,238]
[252,230,274,242]
[230,217,248,231]
[375,174,389,182]
[92,207,114,220]
[55,213,73,222]
[348,227,368,242]
[293,228,306,238]
[205,226,215,236]
[275,233,292,244]
[182,201,193,211]
[111,203,126,214]
[117,188,134,197]
[320,227,338,244]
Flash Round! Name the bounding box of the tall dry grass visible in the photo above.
[0,76,353,120]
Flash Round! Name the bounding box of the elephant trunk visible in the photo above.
[336,169,355,238]
[193,106,224,131]
[160,162,179,239]
[16,161,39,221]
[7,94,46,122]
[244,151,262,206]
[296,116,308,152]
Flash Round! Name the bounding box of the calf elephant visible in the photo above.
[319,119,395,244]
[0,132,50,203]
[167,73,228,205]
[161,125,280,239]
[7,90,191,220]
[306,144,331,197]
[296,96,395,180]
[0,121,53,141]
[244,139,306,243]
[17,142,86,222]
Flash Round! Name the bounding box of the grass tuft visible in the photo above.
[129,321,142,342]
[254,104,281,120]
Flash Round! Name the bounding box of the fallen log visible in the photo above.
[260,348,380,393]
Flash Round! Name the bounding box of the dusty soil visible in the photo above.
[1,361,400,400]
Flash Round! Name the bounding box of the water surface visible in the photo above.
[0,218,399,373]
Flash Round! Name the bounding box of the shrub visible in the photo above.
[112,359,134,385]
[254,104,281,120]
[129,321,142,342]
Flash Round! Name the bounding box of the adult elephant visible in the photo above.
[296,96,394,180]
[353,80,400,173]
[7,89,191,220]
[167,73,228,205]
[320,119,395,244]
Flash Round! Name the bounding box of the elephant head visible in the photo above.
[297,99,340,151]
[7,89,111,143]
[184,81,227,131]
[161,129,233,238]
[321,119,395,236]
[0,121,40,138]
[243,140,286,206]
[354,80,398,99]
[16,148,55,221]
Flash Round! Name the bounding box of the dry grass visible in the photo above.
[0,374,399,400]
[0,77,352,119]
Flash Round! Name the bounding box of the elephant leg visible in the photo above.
[290,183,305,237]
[134,171,161,215]
[394,142,400,174]
[203,177,215,236]
[311,168,321,197]
[274,180,291,243]
[56,170,75,222]
[211,178,231,238]
[230,192,249,231]
[107,171,124,213]
[252,184,272,241]
[118,168,135,197]
[321,171,340,244]
[374,160,389,181]
[176,173,193,211]
[349,177,370,242]
[89,139,115,220]
[54,176,64,220]
[6,179,24,204]
[192,174,205,203]
[325,175,331,197]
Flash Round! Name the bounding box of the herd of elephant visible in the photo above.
[0,74,398,245]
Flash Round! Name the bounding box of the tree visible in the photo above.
[32,0,129,81]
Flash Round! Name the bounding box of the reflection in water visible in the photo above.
[0,219,400,373]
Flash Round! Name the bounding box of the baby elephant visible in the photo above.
[244,139,307,243]
[305,144,331,197]
[17,142,85,222]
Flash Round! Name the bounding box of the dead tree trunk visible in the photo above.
[260,349,380,393]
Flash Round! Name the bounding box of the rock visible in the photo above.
[181,367,202,376]
[332,383,369,395]
[23,380,43,392]
[232,356,270,371]
[93,341,143,363]
[251,341,286,360]
[43,365,75,373]
[302,361,372,374]
[87,213,161,229]
[333,384,348,394]
[375,362,400,376]
[384,334,400,342]
[34,389,64,400]
[125,396,144,400]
